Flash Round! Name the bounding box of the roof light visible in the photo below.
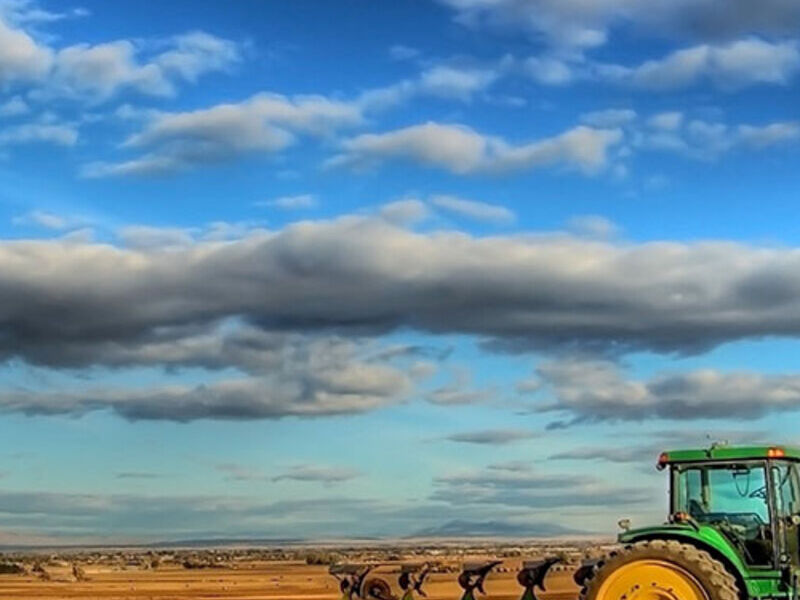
[768,447,786,458]
[656,452,669,470]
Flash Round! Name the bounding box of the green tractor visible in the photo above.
[576,445,800,600]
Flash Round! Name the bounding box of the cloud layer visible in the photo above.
[0,14,240,102]
[10,217,800,371]
[329,122,622,174]
[538,358,800,426]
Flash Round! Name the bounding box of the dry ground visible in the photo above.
[0,560,580,600]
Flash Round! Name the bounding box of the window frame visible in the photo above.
[670,459,780,569]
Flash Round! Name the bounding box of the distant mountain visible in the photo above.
[149,537,306,548]
[409,520,578,538]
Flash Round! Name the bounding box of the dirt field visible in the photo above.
[0,560,580,600]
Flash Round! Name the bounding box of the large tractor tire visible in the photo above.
[579,540,740,600]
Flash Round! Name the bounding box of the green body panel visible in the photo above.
[620,523,788,598]
[661,445,800,464]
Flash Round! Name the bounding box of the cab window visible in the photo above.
[675,463,773,565]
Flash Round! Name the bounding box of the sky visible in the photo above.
[0,0,799,545]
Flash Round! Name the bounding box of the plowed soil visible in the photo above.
[0,560,580,600]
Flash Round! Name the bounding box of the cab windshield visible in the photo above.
[674,462,773,565]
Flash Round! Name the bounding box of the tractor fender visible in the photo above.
[620,528,751,599]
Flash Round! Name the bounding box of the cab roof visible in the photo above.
[659,445,800,465]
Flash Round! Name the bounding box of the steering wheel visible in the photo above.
[749,486,767,500]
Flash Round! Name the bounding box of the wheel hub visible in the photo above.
[596,559,710,600]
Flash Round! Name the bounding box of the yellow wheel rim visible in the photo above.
[597,560,710,600]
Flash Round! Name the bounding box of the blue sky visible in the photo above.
[0,0,799,545]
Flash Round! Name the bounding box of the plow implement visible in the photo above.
[329,556,561,600]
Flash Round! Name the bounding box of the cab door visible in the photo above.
[769,462,800,570]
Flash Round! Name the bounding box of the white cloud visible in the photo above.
[445,429,537,445]
[538,358,800,425]
[330,122,488,173]
[0,95,28,116]
[12,209,67,229]
[258,194,318,210]
[16,216,800,367]
[85,93,364,176]
[389,44,420,60]
[580,108,637,128]
[81,154,183,178]
[0,0,89,25]
[525,56,574,85]
[737,121,800,147]
[438,0,800,50]
[0,122,77,146]
[567,215,620,238]
[51,40,172,100]
[330,122,622,175]
[417,65,498,101]
[0,14,52,84]
[0,11,240,102]
[430,194,515,224]
[154,31,240,83]
[379,199,431,225]
[273,464,361,484]
[647,111,683,131]
[633,114,800,159]
[358,63,500,110]
[118,225,195,250]
[628,38,800,90]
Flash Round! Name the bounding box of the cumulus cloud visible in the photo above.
[444,429,537,445]
[0,122,77,146]
[566,215,620,238]
[154,31,240,83]
[432,466,653,509]
[379,199,431,225]
[85,93,363,176]
[737,122,800,147]
[1,336,412,422]
[117,225,195,250]
[389,44,420,61]
[329,122,622,174]
[580,108,637,128]
[12,209,74,230]
[631,114,800,159]
[430,194,515,224]
[0,8,240,102]
[416,65,498,101]
[525,56,574,85]
[537,358,800,426]
[0,14,52,84]
[427,370,491,406]
[0,1,89,26]
[358,64,500,110]
[625,38,800,90]
[438,0,800,50]
[13,216,800,378]
[0,95,28,116]
[648,112,684,131]
[272,464,361,484]
[49,40,174,100]
[257,194,318,210]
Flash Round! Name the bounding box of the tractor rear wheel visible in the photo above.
[580,540,740,600]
